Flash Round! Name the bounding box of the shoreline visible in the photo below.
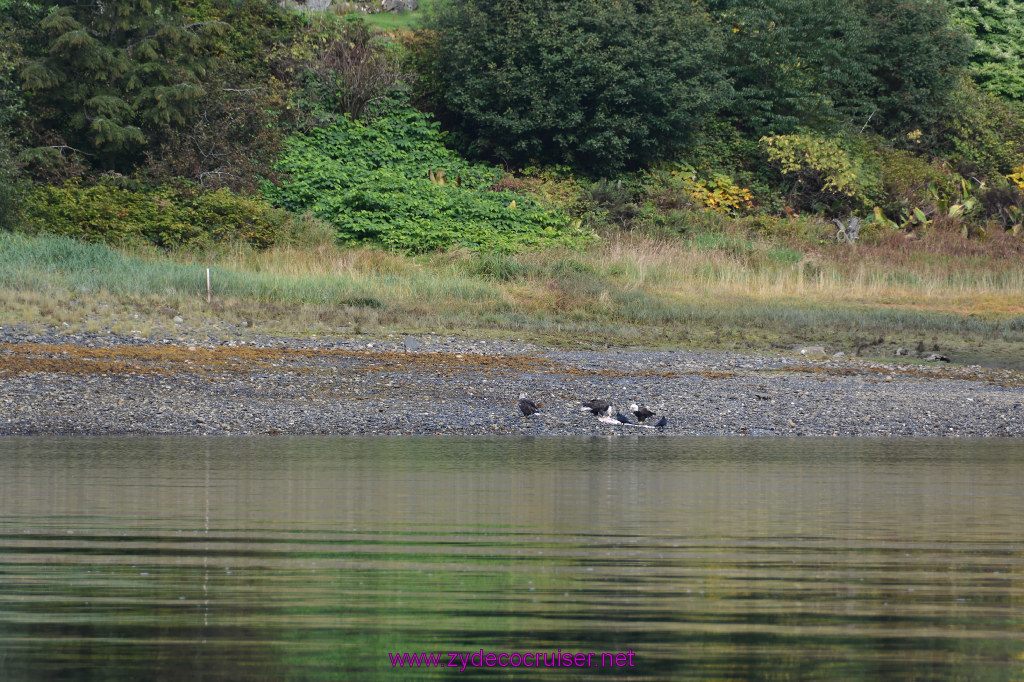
[1,327,1022,438]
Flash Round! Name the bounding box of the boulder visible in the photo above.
[280,0,334,11]
[381,0,418,12]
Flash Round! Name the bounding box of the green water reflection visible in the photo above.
[0,437,1022,680]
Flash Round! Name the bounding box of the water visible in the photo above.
[1,437,1023,681]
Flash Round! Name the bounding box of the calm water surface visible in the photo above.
[1,437,1023,681]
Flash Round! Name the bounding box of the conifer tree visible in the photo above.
[710,0,970,138]
[18,0,226,171]
[950,0,1024,100]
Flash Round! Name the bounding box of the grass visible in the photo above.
[332,0,438,30]
[2,225,1022,368]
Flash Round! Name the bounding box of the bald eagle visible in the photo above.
[581,399,612,416]
[629,403,656,422]
[518,393,540,417]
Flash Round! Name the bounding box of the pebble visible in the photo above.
[0,325,1022,438]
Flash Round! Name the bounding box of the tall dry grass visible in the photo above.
[1,229,1021,354]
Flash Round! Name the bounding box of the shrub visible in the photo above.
[16,1,227,172]
[710,0,866,135]
[644,164,754,217]
[22,181,293,249]
[847,0,972,138]
[937,78,1024,178]
[263,99,594,253]
[585,179,640,229]
[875,147,959,214]
[0,135,26,232]
[273,15,411,126]
[424,0,729,174]
[1010,166,1024,191]
[978,183,1024,233]
[759,132,880,213]
[143,69,288,194]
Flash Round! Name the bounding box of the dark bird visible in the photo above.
[518,393,540,417]
[652,416,668,429]
[629,403,656,422]
[615,412,633,425]
[581,399,612,416]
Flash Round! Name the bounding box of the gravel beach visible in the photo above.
[1,326,1022,437]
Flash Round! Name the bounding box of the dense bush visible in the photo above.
[424,0,729,174]
[142,67,289,194]
[875,147,961,219]
[709,0,866,135]
[7,0,303,188]
[264,99,593,252]
[139,0,302,192]
[849,0,971,137]
[21,181,295,249]
[642,165,754,217]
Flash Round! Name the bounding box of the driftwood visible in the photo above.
[833,216,861,243]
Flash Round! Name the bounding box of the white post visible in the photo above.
[206,268,211,303]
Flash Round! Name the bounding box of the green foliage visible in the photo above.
[424,0,730,174]
[0,11,28,231]
[0,131,27,231]
[950,0,1024,101]
[760,132,880,213]
[0,141,27,231]
[849,0,971,137]
[937,78,1024,178]
[875,147,961,218]
[712,0,971,138]
[710,0,866,135]
[339,0,438,30]
[16,1,229,172]
[264,100,593,253]
[22,181,294,249]
[143,69,289,194]
[273,14,410,125]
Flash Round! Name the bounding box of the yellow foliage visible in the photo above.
[759,133,871,204]
[1008,165,1024,191]
[668,166,754,214]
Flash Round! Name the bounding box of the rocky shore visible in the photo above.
[1,326,1022,437]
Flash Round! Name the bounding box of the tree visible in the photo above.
[847,0,972,137]
[711,0,971,138]
[708,0,867,136]
[950,0,1024,101]
[17,0,227,172]
[0,1,32,228]
[425,0,730,174]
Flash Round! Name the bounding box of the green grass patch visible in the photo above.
[354,0,437,30]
